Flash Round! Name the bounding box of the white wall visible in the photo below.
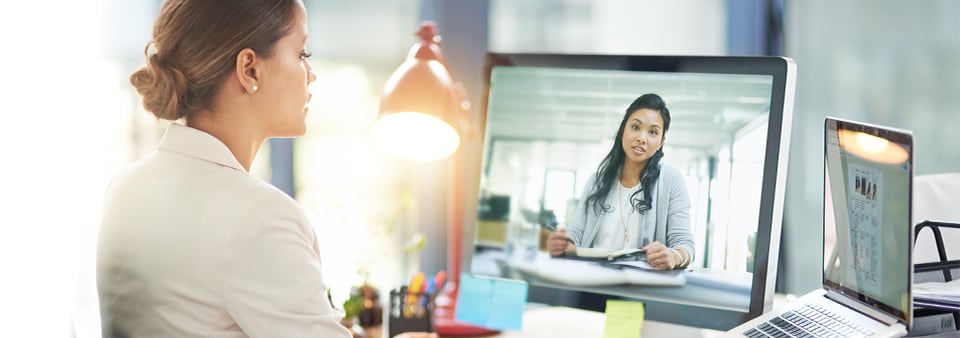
[781,0,960,295]
[489,0,727,55]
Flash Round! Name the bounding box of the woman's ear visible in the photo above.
[236,48,260,95]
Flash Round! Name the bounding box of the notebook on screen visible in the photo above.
[725,117,913,338]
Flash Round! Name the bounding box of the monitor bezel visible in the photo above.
[462,53,796,330]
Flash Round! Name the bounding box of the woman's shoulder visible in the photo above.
[581,174,600,194]
[238,176,303,213]
[656,164,687,189]
[225,177,313,237]
[178,163,305,220]
[658,163,683,179]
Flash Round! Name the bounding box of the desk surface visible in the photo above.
[438,305,722,338]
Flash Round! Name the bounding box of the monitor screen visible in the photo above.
[464,53,796,330]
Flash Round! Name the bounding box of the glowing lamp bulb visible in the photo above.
[371,112,460,162]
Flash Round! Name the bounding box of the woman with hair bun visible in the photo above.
[97,1,434,337]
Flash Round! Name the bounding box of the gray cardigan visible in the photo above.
[566,164,695,263]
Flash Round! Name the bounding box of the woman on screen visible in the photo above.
[97,1,433,337]
[546,93,695,270]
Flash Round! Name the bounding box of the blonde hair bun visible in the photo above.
[130,53,190,120]
[128,0,299,121]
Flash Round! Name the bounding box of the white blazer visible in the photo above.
[97,123,351,338]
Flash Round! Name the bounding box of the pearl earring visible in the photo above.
[252,85,259,92]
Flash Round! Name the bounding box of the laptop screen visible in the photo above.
[823,117,913,324]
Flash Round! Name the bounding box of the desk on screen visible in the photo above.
[471,249,752,312]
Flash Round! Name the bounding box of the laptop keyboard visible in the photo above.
[743,303,876,338]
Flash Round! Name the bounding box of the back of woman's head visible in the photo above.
[131,0,298,120]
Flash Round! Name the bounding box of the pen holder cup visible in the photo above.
[388,289,433,337]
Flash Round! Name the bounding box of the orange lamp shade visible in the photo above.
[373,21,461,162]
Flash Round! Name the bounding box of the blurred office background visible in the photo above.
[0,0,957,336]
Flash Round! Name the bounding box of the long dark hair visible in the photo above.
[585,93,672,215]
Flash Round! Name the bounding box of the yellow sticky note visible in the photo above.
[602,300,645,338]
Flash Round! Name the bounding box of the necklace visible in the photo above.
[619,183,631,245]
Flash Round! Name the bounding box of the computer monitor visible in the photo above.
[464,53,796,330]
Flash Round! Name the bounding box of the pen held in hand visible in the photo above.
[543,223,575,245]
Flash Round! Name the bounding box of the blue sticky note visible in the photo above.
[455,273,492,325]
[455,273,528,330]
[487,278,527,329]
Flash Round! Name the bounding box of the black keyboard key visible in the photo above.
[759,322,785,337]
[750,303,873,338]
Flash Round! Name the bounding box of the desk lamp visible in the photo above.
[373,21,492,336]
[373,21,471,162]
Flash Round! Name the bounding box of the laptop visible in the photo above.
[726,117,914,337]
